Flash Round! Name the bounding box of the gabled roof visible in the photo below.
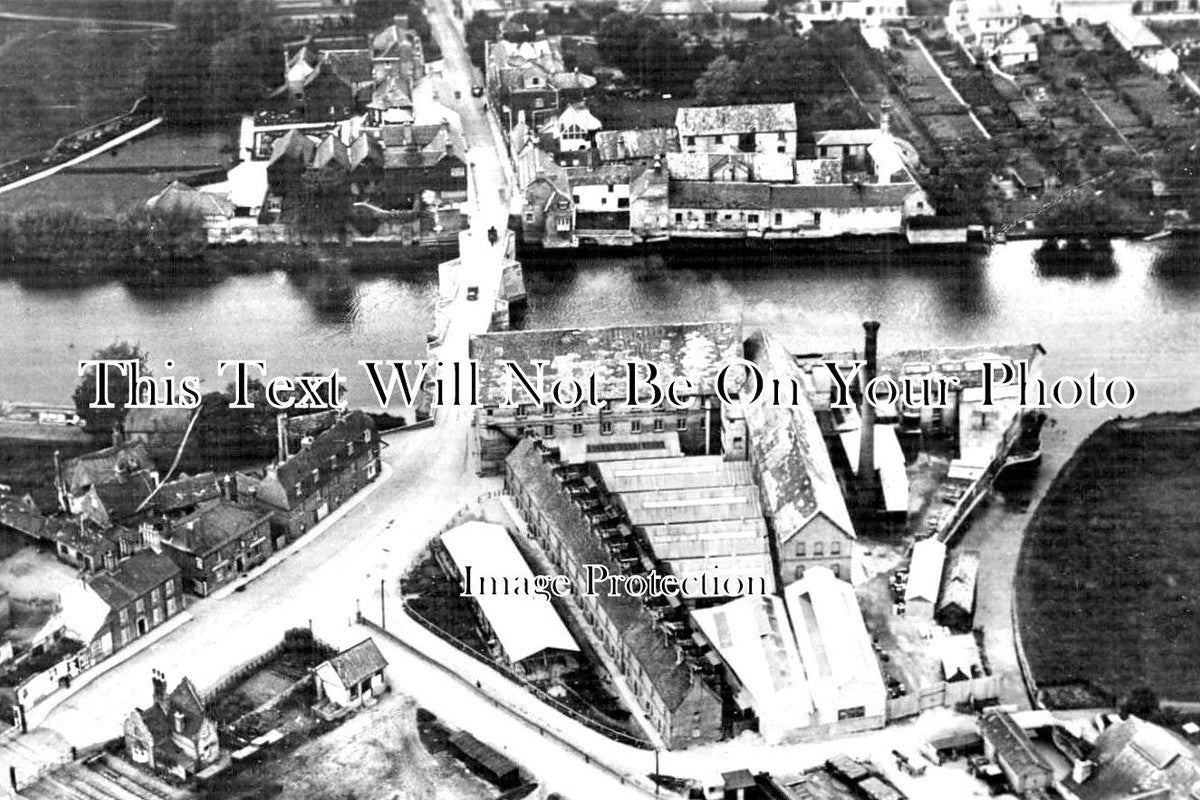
[166,499,271,557]
[268,128,317,166]
[63,442,156,494]
[742,331,855,543]
[1108,15,1164,50]
[348,133,385,170]
[558,103,603,133]
[321,638,388,686]
[322,49,374,83]
[638,0,715,14]
[979,711,1053,778]
[439,521,579,663]
[1070,716,1200,800]
[938,550,979,614]
[676,103,797,136]
[669,181,771,210]
[146,182,235,219]
[368,73,413,111]
[152,473,221,513]
[312,134,351,170]
[303,60,354,91]
[88,549,180,610]
[595,128,680,162]
[138,677,209,744]
[504,440,715,711]
[906,539,946,605]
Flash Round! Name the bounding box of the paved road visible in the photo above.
[0,10,175,29]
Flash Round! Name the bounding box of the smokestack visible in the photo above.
[859,320,880,501]
[276,413,289,464]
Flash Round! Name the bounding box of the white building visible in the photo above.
[676,104,798,156]
[905,538,947,621]
[312,638,389,711]
[1107,16,1180,73]
[783,567,887,732]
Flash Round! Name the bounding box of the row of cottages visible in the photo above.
[233,410,382,548]
[485,37,597,133]
[504,439,726,749]
[467,321,743,475]
[675,104,799,157]
[265,123,468,212]
[124,672,220,779]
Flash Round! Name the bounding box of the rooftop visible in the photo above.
[322,638,388,687]
[676,103,797,136]
[595,456,755,494]
[167,500,271,557]
[905,539,947,605]
[88,550,180,610]
[594,128,680,162]
[979,710,1053,778]
[468,321,742,406]
[439,521,579,663]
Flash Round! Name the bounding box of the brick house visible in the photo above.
[124,672,219,779]
[149,500,274,597]
[233,411,381,548]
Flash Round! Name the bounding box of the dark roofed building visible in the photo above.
[153,500,273,597]
[313,638,389,713]
[448,732,521,789]
[980,710,1054,793]
[595,128,680,166]
[59,441,159,528]
[936,550,979,631]
[676,103,797,156]
[505,439,724,749]
[312,133,351,172]
[267,129,318,196]
[1066,716,1200,800]
[87,549,183,655]
[124,673,219,779]
[233,410,381,548]
[469,321,742,474]
[151,473,221,515]
[303,61,357,122]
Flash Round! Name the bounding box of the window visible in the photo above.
[135,599,144,614]
[813,542,824,556]
[653,418,664,432]
[601,421,613,435]
[685,136,695,146]
[572,194,581,204]
[674,212,683,223]
[543,425,555,438]
[796,542,806,557]
[778,146,786,153]
[774,212,783,226]
[525,212,535,222]
[451,167,466,178]
[118,609,128,626]
[572,423,584,436]
[516,405,527,418]
[617,197,629,209]
[831,540,842,555]
[714,135,724,144]
[195,557,203,570]
[631,420,642,434]
[778,132,787,141]
[150,588,160,604]
[542,402,554,416]
[676,417,687,431]
[748,214,759,225]
[165,580,175,597]
[704,211,717,224]
[556,215,571,231]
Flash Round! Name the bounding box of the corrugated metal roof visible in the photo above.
[596,456,755,494]
[440,521,579,664]
[906,539,947,605]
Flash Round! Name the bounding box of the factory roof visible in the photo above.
[640,517,769,560]
[616,485,763,527]
[440,521,579,663]
[906,539,947,605]
[938,551,980,615]
[595,456,755,494]
[469,321,742,405]
[979,710,1053,779]
[839,423,910,515]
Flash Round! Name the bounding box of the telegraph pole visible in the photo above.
[380,578,386,629]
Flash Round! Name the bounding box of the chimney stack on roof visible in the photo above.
[859,320,881,503]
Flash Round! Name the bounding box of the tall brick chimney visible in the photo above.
[859,320,881,501]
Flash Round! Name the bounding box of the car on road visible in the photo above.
[471,84,484,97]
[466,286,479,301]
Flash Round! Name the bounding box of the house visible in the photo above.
[555,103,603,152]
[485,38,597,132]
[691,595,815,743]
[312,638,388,712]
[149,500,273,597]
[504,439,725,749]
[905,539,947,621]
[741,332,857,585]
[947,0,1055,53]
[636,0,716,18]
[468,321,742,475]
[436,521,580,676]
[378,123,469,208]
[1065,716,1200,800]
[675,104,798,156]
[522,174,575,247]
[53,520,143,572]
[58,442,159,527]
[936,550,979,631]
[567,164,635,246]
[302,61,358,123]
[372,15,426,84]
[267,128,318,197]
[150,473,222,516]
[994,24,1041,68]
[124,672,219,779]
[233,411,381,548]
[595,128,680,166]
[60,549,183,661]
[1108,15,1180,74]
[630,163,670,241]
[980,710,1055,793]
[144,182,236,245]
[783,567,887,733]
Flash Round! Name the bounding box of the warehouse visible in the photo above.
[937,550,980,631]
[905,539,947,621]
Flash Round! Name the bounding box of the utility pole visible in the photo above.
[654,750,660,798]
[380,578,386,629]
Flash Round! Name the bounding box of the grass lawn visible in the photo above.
[0,23,161,162]
[1016,413,1200,703]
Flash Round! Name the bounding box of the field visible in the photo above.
[1016,413,1200,704]
[0,19,164,162]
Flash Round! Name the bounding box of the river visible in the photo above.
[2,238,1199,421]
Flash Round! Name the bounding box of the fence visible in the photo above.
[399,601,651,749]
[200,631,337,711]
[885,674,1004,722]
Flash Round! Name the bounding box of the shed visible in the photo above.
[312,638,388,710]
[936,550,980,631]
[905,539,947,621]
[448,731,521,789]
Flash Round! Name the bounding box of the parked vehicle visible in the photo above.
[471,84,484,97]
[466,286,479,301]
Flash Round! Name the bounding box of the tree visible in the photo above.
[73,342,151,435]
[465,10,501,68]
[1121,686,1160,720]
[693,55,741,105]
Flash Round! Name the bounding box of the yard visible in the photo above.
[1015,412,1200,705]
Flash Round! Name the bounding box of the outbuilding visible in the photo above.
[312,638,388,713]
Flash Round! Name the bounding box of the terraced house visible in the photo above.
[234,411,381,547]
[504,439,725,748]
